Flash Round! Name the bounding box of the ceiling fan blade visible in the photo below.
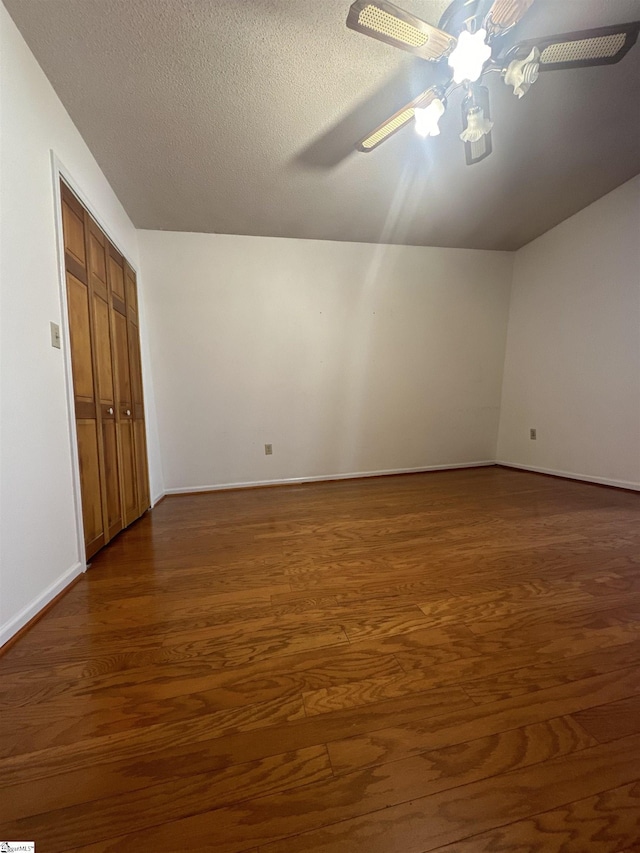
[486,0,536,37]
[462,85,493,165]
[357,87,441,151]
[347,0,456,61]
[504,21,640,70]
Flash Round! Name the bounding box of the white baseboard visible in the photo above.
[151,490,166,507]
[164,461,496,495]
[496,461,640,492]
[0,560,85,649]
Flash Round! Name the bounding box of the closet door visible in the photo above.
[61,181,151,559]
[87,219,123,541]
[107,246,139,528]
[60,185,106,557]
[125,262,151,516]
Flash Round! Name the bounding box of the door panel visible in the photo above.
[134,418,151,513]
[62,203,86,267]
[108,251,138,526]
[109,254,125,302]
[93,297,114,404]
[88,219,122,540]
[89,231,107,286]
[128,325,143,412]
[66,273,94,402]
[113,311,132,405]
[119,417,138,525]
[102,415,122,538]
[124,263,151,515]
[125,266,138,319]
[76,420,104,557]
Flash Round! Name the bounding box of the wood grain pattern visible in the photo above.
[572,694,640,743]
[0,467,638,852]
[257,735,640,853]
[422,781,640,853]
[327,666,640,773]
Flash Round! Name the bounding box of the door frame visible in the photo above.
[50,152,143,567]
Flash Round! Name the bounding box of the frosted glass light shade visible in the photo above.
[460,106,493,142]
[414,98,446,137]
[504,46,540,97]
[448,29,492,83]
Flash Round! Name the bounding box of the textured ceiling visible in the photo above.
[5,0,640,249]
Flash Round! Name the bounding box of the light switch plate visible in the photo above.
[50,321,61,349]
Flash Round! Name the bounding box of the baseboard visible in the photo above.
[496,461,640,492]
[151,490,166,507]
[0,561,85,650]
[164,461,497,495]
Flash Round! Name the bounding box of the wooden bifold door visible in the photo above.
[60,181,150,559]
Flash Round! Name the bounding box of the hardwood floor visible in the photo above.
[1,466,639,852]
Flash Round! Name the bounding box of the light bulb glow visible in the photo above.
[414,98,445,137]
[448,29,492,83]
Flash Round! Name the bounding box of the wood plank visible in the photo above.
[1,468,638,853]
[327,666,640,773]
[55,717,596,853]
[0,645,403,712]
[572,694,640,743]
[256,734,640,853]
[2,746,331,848]
[0,683,472,788]
[412,781,640,853]
[459,638,640,705]
[0,692,305,760]
[72,732,640,853]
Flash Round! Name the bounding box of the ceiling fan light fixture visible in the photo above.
[460,106,493,143]
[504,46,540,97]
[448,28,492,83]
[414,98,446,137]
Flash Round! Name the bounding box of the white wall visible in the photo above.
[0,2,163,645]
[498,176,640,489]
[139,231,513,492]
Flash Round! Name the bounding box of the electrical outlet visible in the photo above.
[530,428,537,440]
[264,444,273,455]
[50,321,61,349]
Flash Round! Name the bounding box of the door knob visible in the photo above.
[107,407,114,415]
[126,409,131,416]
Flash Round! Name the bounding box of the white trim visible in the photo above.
[0,561,85,648]
[164,461,496,495]
[151,490,166,507]
[496,461,640,492]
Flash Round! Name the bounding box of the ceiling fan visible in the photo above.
[347,0,640,164]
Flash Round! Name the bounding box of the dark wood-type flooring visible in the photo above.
[1,466,640,851]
